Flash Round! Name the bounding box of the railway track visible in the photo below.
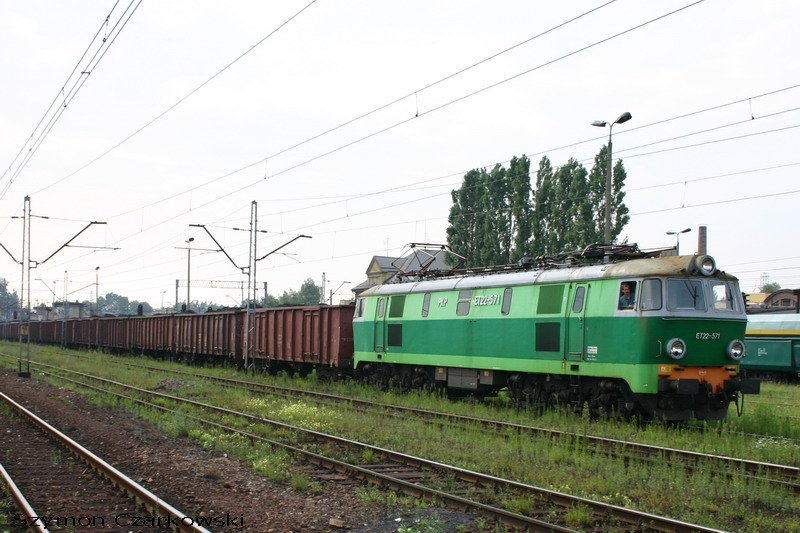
[44,351,800,492]
[0,391,210,533]
[12,358,733,533]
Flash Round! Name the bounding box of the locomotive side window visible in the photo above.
[639,279,662,311]
[572,286,586,313]
[387,324,402,346]
[710,281,735,312]
[537,285,564,314]
[618,281,637,310]
[422,293,431,317]
[355,298,365,318]
[667,279,707,311]
[535,322,560,352]
[501,288,513,315]
[376,298,386,318]
[457,290,472,316]
[389,295,406,318]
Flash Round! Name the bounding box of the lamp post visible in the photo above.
[95,266,100,315]
[185,237,194,311]
[160,290,166,311]
[667,227,691,255]
[592,111,632,244]
[63,271,68,318]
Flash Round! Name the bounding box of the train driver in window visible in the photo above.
[618,281,636,310]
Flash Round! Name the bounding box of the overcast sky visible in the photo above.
[1,0,798,309]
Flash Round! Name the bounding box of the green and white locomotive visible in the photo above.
[353,247,760,421]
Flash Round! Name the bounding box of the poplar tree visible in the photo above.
[446,149,628,267]
[508,155,532,262]
[587,144,629,243]
[446,168,483,265]
[531,156,554,257]
[447,156,533,267]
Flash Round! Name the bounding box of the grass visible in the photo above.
[563,504,594,529]
[356,486,424,510]
[2,340,800,532]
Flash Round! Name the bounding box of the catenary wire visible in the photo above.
[48,158,800,297]
[0,0,123,184]
[30,1,615,209]
[0,0,142,201]
[39,122,800,281]
[30,0,321,198]
[99,1,701,222]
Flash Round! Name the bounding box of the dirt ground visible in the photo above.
[0,367,477,532]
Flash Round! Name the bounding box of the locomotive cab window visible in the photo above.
[355,298,365,318]
[618,281,637,310]
[639,279,662,311]
[710,281,736,312]
[422,293,431,317]
[376,298,386,318]
[572,286,586,313]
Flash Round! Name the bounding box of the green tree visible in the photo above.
[447,155,533,267]
[447,149,629,266]
[278,278,322,306]
[446,168,484,266]
[531,157,594,255]
[531,156,555,256]
[0,278,20,320]
[760,281,781,293]
[509,155,533,262]
[96,292,153,315]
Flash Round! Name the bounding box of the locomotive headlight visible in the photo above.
[727,339,746,361]
[665,338,686,360]
[693,255,717,276]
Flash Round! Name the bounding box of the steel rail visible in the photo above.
[28,360,728,533]
[33,369,573,532]
[83,355,800,487]
[0,463,49,533]
[0,391,211,533]
[4,348,798,490]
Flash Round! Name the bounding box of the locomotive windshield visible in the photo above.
[660,278,743,314]
[667,279,706,311]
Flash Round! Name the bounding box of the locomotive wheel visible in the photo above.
[587,391,618,420]
[507,374,548,411]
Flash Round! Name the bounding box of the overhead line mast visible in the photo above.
[190,201,311,369]
[0,196,115,377]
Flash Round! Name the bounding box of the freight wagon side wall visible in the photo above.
[174,311,240,358]
[252,305,354,367]
[0,322,17,340]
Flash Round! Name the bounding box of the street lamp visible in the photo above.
[592,111,632,244]
[185,237,194,311]
[666,227,691,255]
